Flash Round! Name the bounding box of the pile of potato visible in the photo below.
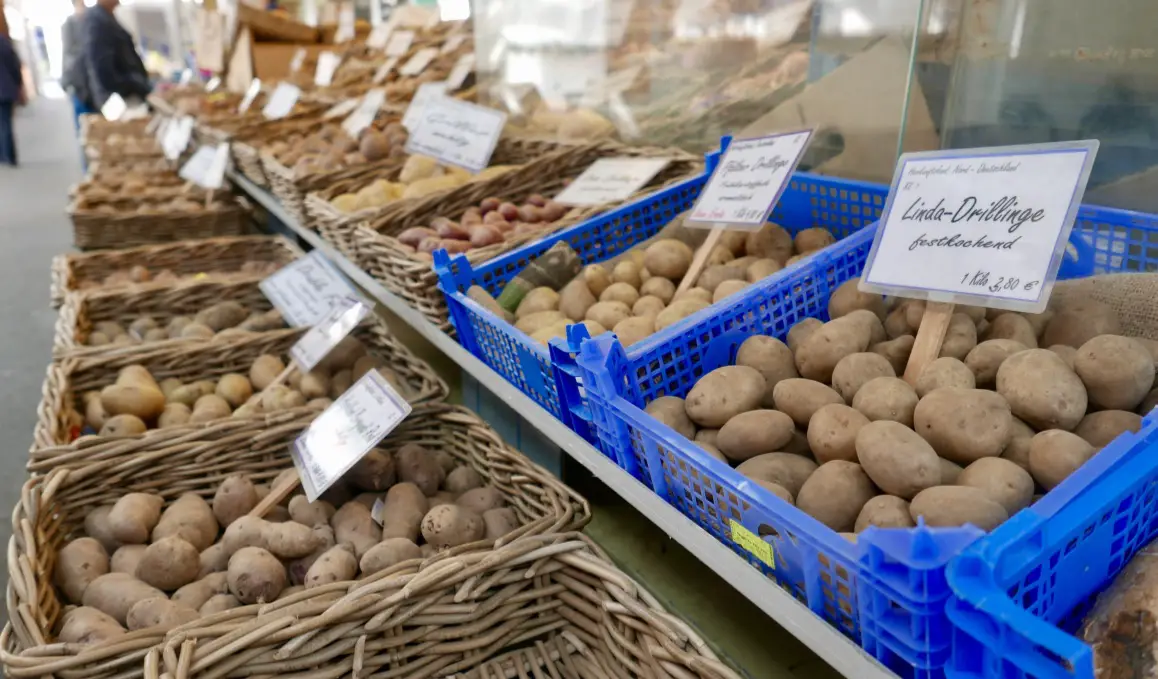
[78,197,231,215]
[77,260,281,292]
[400,193,575,259]
[52,447,519,643]
[84,301,286,347]
[80,336,411,437]
[643,278,1155,537]
[74,173,183,199]
[265,123,408,178]
[329,156,519,215]
[497,221,836,346]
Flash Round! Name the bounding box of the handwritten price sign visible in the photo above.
[859,141,1099,313]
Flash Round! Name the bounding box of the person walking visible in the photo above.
[62,0,95,129]
[83,0,151,110]
[0,9,23,167]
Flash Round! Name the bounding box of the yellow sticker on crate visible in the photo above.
[730,520,774,568]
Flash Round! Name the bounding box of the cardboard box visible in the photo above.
[251,42,331,81]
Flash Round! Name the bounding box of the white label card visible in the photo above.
[441,34,466,54]
[555,158,669,206]
[238,79,262,113]
[178,143,230,189]
[399,47,438,77]
[385,30,415,57]
[859,141,1099,313]
[262,83,301,119]
[324,98,360,119]
[289,296,371,373]
[291,370,412,501]
[315,52,342,86]
[373,57,400,84]
[404,97,507,173]
[101,93,127,121]
[163,116,195,160]
[342,89,386,138]
[290,48,307,73]
[445,54,475,92]
[206,76,221,92]
[686,129,814,229]
[368,25,392,50]
[260,251,364,327]
[401,81,446,131]
[335,5,356,43]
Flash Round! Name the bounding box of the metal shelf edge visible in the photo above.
[229,171,896,679]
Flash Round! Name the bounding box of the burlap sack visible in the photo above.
[1053,273,1158,340]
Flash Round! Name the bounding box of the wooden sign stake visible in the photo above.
[250,475,301,518]
[674,226,725,297]
[902,301,955,386]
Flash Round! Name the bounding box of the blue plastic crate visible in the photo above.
[945,415,1158,679]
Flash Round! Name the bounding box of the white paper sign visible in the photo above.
[153,117,171,143]
[368,25,392,50]
[260,251,364,327]
[441,34,466,54]
[262,83,301,119]
[335,5,356,43]
[399,47,438,77]
[289,47,307,74]
[859,142,1099,313]
[289,296,371,372]
[238,79,262,113]
[555,158,669,206]
[686,129,814,229]
[206,76,221,92]
[179,143,230,189]
[445,54,475,92]
[291,370,412,501]
[315,52,342,86]
[401,81,446,131]
[323,98,360,119]
[385,30,415,57]
[373,57,400,84]
[163,116,195,160]
[101,93,127,121]
[343,89,386,138]
[405,97,507,173]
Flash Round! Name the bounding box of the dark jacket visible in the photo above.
[83,6,151,108]
[61,14,84,94]
[0,36,21,104]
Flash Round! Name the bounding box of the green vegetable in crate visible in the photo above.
[496,242,582,312]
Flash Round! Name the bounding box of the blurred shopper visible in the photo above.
[62,0,95,129]
[83,0,151,109]
[0,8,23,167]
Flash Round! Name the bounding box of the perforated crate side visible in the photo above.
[1062,203,1158,278]
[945,414,1158,679]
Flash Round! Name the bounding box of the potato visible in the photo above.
[912,387,1012,465]
[557,279,596,322]
[696,442,728,463]
[828,278,885,320]
[746,258,782,282]
[1074,410,1143,448]
[939,313,978,360]
[745,223,794,263]
[854,421,940,499]
[872,335,915,374]
[655,298,709,331]
[956,458,1035,515]
[985,314,1038,348]
[582,265,612,298]
[381,482,428,542]
[1029,430,1096,490]
[327,502,380,559]
[1001,418,1035,471]
[909,486,1008,530]
[784,319,821,354]
[222,515,324,559]
[84,392,109,430]
[672,287,712,305]
[304,544,358,588]
[796,461,877,532]
[1074,335,1154,411]
[100,383,166,422]
[191,394,232,423]
[807,404,869,464]
[442,467,482,495]
[794,227,836,253]
[639,277,675,304]
[360,538,423,575]
[200,594,242,616]
[181,322,214,340]
[111,545,147,574]
[55,538,110,604]
[964,340,1026,388]
[910,356,973,398]
[515,310,565,335]
[125,597,198,632]
[58,606,126,645]
[1043,299,1120,349]
[584,301,631,331]
[213,475,258,528]
[773,379,843,428]
[249,354,287,391]
[844,310,887,346]
[733,336,797,407]
[108,493,163,544]
[831,353,895,402]
[168,384,203,408]
[395,443,446,496]
[686,366,766,427]
[643,396,695,439]
[996,349,1087,431]
[795,317,871,382]
[82,573,166,624]
[196,301,248,331]
[643,239,693,279]
[422,504,486,548]
[694,429,719,448]
[696,264,745,293]
[228,547,286,604]
[85,506,120,553]
[288,496,336,527]
[852,377,918,427]
[607,316,651,347]
[717,410,795,462]
[348,448,396,491]
[155,403,190,429]
[632,296,666,319]
[172,572,229,610]
[884,305,911,339]
[855,496,915,532]
[516,288,560,319]
[100,414,147,436]
[713,279,749,303]
[735,453,817,497]
[152,493,217,551]
[457,487,505,516]
[285,525,335,585]
[612,261,642,289]
[117,365,159,389]
[600,282,640,307]
[750,480,794,504]
[299,371,330,400]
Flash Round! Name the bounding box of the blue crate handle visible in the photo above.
[1057,231,1097,279]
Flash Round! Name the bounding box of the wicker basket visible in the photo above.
[50,235,304,308]
[31,319,448,455]
[232,140,268,187]
[237,4,318,43]
[352,141,703,330]
[68,197,254,250]
[306,136,573,260]
[79,116,151,145]
[4,404,593,679]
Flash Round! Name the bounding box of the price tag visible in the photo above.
[686,129,814,229]
[342,89,386,139]
[368,25,392,50]
[323,98,360,119]
[729,520,775,568]
[859,141,1099,313]
[335,4,356,43]
[405,97,507,174]
[445,54,475,92]
[163,116,195,160]
[262,83,301,119]
[555,158,669,206]
[401,81,446,131]
[260,251,364,327]
[289,296,371,372]
[238,79,262,113]
[373,57,400,84]
[100,93,127,121]
[291,370,412,501]
[385,30,415,57]
[441,34,466,54]
[206,76,221,92]
[179,143,230,189]
[399,47,437,77]
[179,69,194,85]
[315,52,342,86]
[289,47,307,74]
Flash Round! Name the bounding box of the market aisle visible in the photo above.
[0,97,79,573]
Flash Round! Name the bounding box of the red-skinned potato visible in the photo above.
[440,239,472,254]
[434,220,470,240]
[469,225,504,247]
[398,227,435,248]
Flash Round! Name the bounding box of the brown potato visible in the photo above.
[843,309,888,346]
[713,280,749,303]
[913,387,1012,465]
[558,279,596,322]
[644,396,696,439]
[632,295,665,318]
[640,277,675,304]
[1048,345,1077,370]
[215,374,253,408]
[101,414,147,436]
[773,378,843,428]
[939,313,978,361]
[1028,429,1096,490]
[1043,299,1120,349]
[421,504,485,548]
[854,420,940,499]
[828,278,885,320]
[736,335,798,407]
[585,301,631,331]
[795,317,871,382]
[956,458,1035,515]
[135,537,200,591]
[915,357,976,398]
[909,486,1008,530]
[55,538,110,604]
[515,288,560,319]
[583,265,612,298]
[997,349,1087,431]
[654,298,710,331]
[1074,335,1154,411]
[717,410,796,462]
[985,314,1038,348]
[794,227,836,254]
[939,458,963,484]
[808,404,870,464]
[855,496,915,532]
[832,353,896,402]
[786,318,823,353]
[1001,418,1035,471]
[735,453,817,497]
[643,240,693,279]
[746,258,782,282]
[796,461,877,532]
[745,223,794,263]
[612,316,654,347]
[964,340,1027,388]
[872,335,916,374]
[600,282,640,307]
[82,573,165,625]
[686,366,766,427]
[884,305,912,340]
[1074,410,1143,448]
[696,264,745,293]
[852,377,918,427]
